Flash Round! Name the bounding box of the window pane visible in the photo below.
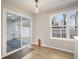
[51,13,66,38]
[51,14,66,26]
[52,27,66,38]
[21,17,31,46]
[68,11,78,39]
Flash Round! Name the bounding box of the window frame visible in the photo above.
[50,10,78,40]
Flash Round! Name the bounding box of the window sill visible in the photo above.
[73,36,79,40]
[50,37,76,41]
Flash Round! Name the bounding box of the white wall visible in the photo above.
[1,0,34,17]
[34,5,78,53]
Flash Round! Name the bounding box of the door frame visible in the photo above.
[2,8,33,58]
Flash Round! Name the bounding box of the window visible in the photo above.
[50,10,78,39]
[50,13,66,38]
[68,11,78,39]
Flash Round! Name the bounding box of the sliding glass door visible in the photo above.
[2,9,32,57]
[7,13,21,53]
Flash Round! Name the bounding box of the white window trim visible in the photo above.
[50,10,78,40]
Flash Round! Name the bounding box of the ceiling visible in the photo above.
[2,0,77,13]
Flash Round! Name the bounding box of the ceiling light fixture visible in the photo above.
[35,0,39,13]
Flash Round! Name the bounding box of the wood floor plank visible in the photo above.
[22,52,47,59]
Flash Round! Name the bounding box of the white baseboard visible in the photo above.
[32,43,74,53]
[44,45,74,53]
[32,43,45,46]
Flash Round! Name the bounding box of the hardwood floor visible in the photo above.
[2,48,33,59]
[22,45,74,59]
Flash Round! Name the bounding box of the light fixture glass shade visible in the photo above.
[35,7,38,13]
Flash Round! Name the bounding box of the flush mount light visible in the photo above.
[36,7,38,13]
[35,0,39,13]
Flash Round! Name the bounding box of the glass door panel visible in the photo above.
[21,17,31,46]
[7,13,21,53]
